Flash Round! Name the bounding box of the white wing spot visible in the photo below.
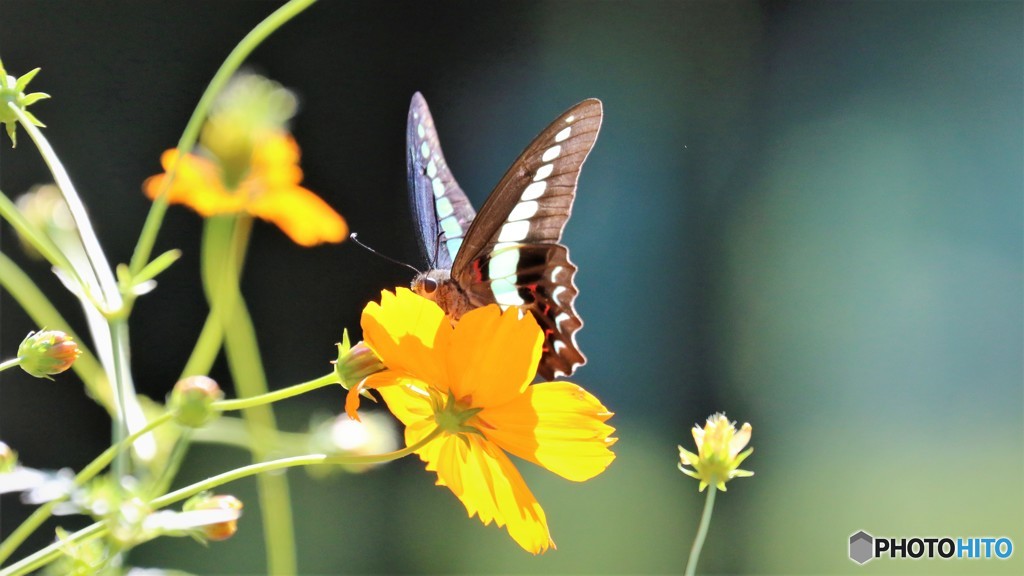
[555,126,572,142]
[549,265,564,283]
[420,141,430,158]
[533,163,554,181]
[491,277,525,307]
[426,158,437,179]
[488,248,520,279]
[522,181,547,201]
[432,178,445,198]
[554,312,572,329]
[498,220,530,242]
[565,115,575,123]
[552,285,568,303]
[440,216,462,239]
[542,145,562,162]
[553,340,567,353]
[445,238,463,261]
[435,197,454,218]
[507,200,539,221]
[417,123,426,138]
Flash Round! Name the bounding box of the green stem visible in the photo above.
[203,215,296,574]
[128,0,318,277]
[0,412,175,566]
[0,358,21,372]
[6,105,119,309]
[214,373,340,412]
[153,427,443,509]
[0,189,84,294]
[684,485,718,576]
[179,312,225,379]
[0,428,443,576]
[0,524,108,576]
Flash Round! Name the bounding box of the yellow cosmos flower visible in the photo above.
[143,132,346,246]
[678,413,754,492]
[346,288,617,554]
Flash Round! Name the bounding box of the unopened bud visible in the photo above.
[17,330,80,378]
[333,331,384,390]
[169,375,223,428]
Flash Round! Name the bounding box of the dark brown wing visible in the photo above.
[452,99,603,379]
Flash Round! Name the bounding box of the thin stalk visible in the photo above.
[0,412,175,565]
[0,428,443,576]
[684,485,718,576]
[0,358,21,372]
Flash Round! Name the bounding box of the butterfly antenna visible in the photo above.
[349,233,421,275]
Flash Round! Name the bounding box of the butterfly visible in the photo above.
[406,92,602,379]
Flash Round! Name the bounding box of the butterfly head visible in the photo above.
[411,269,451,302]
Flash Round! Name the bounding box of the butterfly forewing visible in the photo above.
[407,92,476,268]
[451,99,603,273]
[451,99,603,379]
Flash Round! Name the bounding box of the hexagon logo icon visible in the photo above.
[849,530,874,564]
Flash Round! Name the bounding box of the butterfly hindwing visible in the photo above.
[407,92,476,269]
[463,243,586,379]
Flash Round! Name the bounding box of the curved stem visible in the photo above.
[0,358,21,372]
[0,412,175,565]
[214,373,340,412]
[0,427,443,576]
[0,524,107,576]
[684,485,718,576]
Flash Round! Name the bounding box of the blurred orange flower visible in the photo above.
[347,288,617,554]
[143,133,346,247]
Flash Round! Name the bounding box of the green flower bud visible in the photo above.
[333,330,384,390]
[17,330,80,379]
[169,375,223,428]
[0,59,50,148]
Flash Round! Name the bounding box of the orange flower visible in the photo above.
[347,288,617,553]
[143,132,346,247]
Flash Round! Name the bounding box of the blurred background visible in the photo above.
[1,1,1021,574]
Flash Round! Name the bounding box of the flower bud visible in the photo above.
[17,330,80,378]
[333,331,384,390]
[169,375,223,428]
[183,493,243,541]
[0,441,17,473]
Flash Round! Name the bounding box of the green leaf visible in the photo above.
[134,248,182,285]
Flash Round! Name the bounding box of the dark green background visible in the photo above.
[1,1,1021,573]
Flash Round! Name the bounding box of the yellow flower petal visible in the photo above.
[361,289,451,387]
[143,132,346,246]
[481,382,616,481]
[251,133,303,187]
[247,184,347,246]
[376,375,434,428]
[447,304,542,407]
[143,150,246,216]
[425,433,554,554]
